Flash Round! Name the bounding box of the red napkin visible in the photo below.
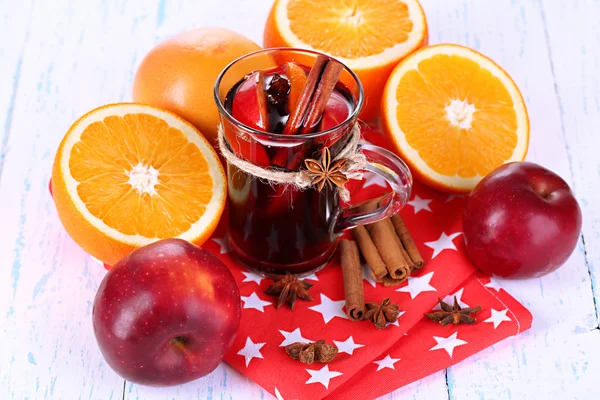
[200,128,532,400]
[326,271,530,399]
[51,127,532,399]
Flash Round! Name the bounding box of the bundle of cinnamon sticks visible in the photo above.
[340,214,424,322]
[357,214,424,286]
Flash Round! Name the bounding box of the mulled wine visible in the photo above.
[214,49,412,277]
[223,61,355,275]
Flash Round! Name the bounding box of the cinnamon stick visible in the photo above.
[299,60,343,134]
[273,56,343,169]
[393,228,415,271]
[353,225,387,280]
[380,275,405,287]
[282,55,328,136]
[391,214,424,269]
[366,218,410,281]
[340,239,365,321]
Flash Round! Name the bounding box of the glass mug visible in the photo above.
[214,48,412,277]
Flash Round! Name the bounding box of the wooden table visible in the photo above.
[1,0,598,398]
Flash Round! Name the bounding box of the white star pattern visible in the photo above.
[361,262,377,287]
[266,225,280,258]
[212,235,230,254]
[435,288,469,309]
[484,278,503,291]
[484,308,512,329]
[305,365,343,389]
[304,273,319,281]
[308,294,347,324]
[237,337,265,367]
[429,332,468,357]
[241,270,263,285]
[424,232,462,259]
[279,328,310,347]
[396,271,437,299]
[241,292,271,312]
[274,387,284,400]
[407,195,433,214]
[333,336,364,355]
[373,354,401,371]
[384,310,405,328]
[392,310,406,326]
[362,171,388,189]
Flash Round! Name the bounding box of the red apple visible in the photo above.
[92,238,241,386]
[463,162,582,278]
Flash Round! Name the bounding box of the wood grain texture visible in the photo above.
[0,0,598,399]
[0,0,35,178]
[540,0,600,323]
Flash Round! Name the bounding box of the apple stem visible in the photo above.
[170,336,197,367]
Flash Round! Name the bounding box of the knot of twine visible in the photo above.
[217,123,366,201]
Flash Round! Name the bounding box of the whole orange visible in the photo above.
[132,28,262,146]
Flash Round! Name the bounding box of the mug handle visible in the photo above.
[333,143,412,233]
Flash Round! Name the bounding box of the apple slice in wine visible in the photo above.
[231,71,271,167]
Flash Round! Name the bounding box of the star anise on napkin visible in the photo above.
[304,147,349,192]
[264,273,313,310]
[285,340,338,364]
[425,296,482,326]
[363,297,400,329]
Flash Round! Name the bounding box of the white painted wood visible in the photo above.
[447,329,600,399]
[0,0,598,399]
[540,0,600,322]
[387,371,449,400]
[0,0,35,173]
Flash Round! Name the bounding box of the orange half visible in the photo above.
[52,103,226,265]
[382,44,529,192]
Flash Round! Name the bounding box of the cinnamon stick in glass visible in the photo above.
[282,55,329,136]
[272,55,342,169]
[299,60,343,134]
[340,239,365,321]
[391,214,424,269]
[366,218,410,281]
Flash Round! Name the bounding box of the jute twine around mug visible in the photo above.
[217,123,366,201]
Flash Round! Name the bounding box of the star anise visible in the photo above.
[264,273,313,310]
[304,147,349,192]
[285,340,338,364]
[363,298,400,329]
[425,296,482,326]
